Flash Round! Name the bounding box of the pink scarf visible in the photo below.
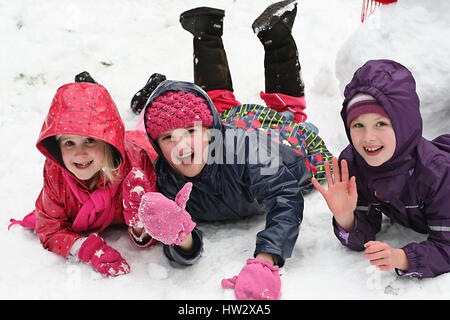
[62,171,121,233]
[8,170,122,233]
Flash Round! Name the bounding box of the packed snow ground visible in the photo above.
[1,0,449,300]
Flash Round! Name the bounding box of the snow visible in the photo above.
[336,0,450,140]
[1,0,449,300]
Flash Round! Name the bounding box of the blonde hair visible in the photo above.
[86,140,122,190]
[100,141,122,187]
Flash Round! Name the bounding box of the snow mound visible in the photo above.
[335,0,450,139]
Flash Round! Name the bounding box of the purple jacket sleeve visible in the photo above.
[400,157,450,278]
[332,204,382,251]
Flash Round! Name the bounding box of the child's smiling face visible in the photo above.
[349,113,396,167]
[59,134,105,181]
[157,125,210,177]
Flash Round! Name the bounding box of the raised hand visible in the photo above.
[138,182,196,246]
[311,157,357,231]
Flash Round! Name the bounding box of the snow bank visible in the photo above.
[336,0,450,139]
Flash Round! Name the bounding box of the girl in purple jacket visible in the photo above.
[312,59,450,278]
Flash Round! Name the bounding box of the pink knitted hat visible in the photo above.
[346,93,389,127]
[145,90,214,140]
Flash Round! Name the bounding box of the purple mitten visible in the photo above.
[221,258,281,300]
[78,234,130,277]
[138,182,196,246]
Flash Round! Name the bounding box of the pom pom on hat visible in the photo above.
[145,91,214,140]
[346,93,389,127]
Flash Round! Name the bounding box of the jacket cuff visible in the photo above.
[333,219,351,245]
[68,237,87,262]
[333,214,372,251]
[333,215,358,245]
[128,227,157,248]
[397,244,423,278]
[163,228,203,265]
[253,249,283,267]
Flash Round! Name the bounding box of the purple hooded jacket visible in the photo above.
[336,59,450,278]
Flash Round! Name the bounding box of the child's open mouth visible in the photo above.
[177,152,194,165]
[363,146,383,156]
[74,160,93,169]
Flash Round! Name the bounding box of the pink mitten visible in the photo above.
[122,167,153,228]
[78,234,130,277]
[138,182,196,246]
[221,258,281,300]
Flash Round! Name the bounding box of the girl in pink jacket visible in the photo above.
[9,80,159,277]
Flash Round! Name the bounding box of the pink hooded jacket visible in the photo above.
[11,83,158,258]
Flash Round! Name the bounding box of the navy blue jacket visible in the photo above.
[143,80,311,267]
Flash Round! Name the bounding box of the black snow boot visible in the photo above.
[130,73,167,115]
[252,0,305,97]
[180,6,224,37]
[180,7,233,92]
[74,71,97,84]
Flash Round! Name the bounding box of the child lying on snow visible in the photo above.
[9,77,160,277]
[312,59,450,278]
[127,0,333,300]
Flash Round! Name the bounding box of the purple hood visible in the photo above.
[340,60,423,199]
[341,60,421,174]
